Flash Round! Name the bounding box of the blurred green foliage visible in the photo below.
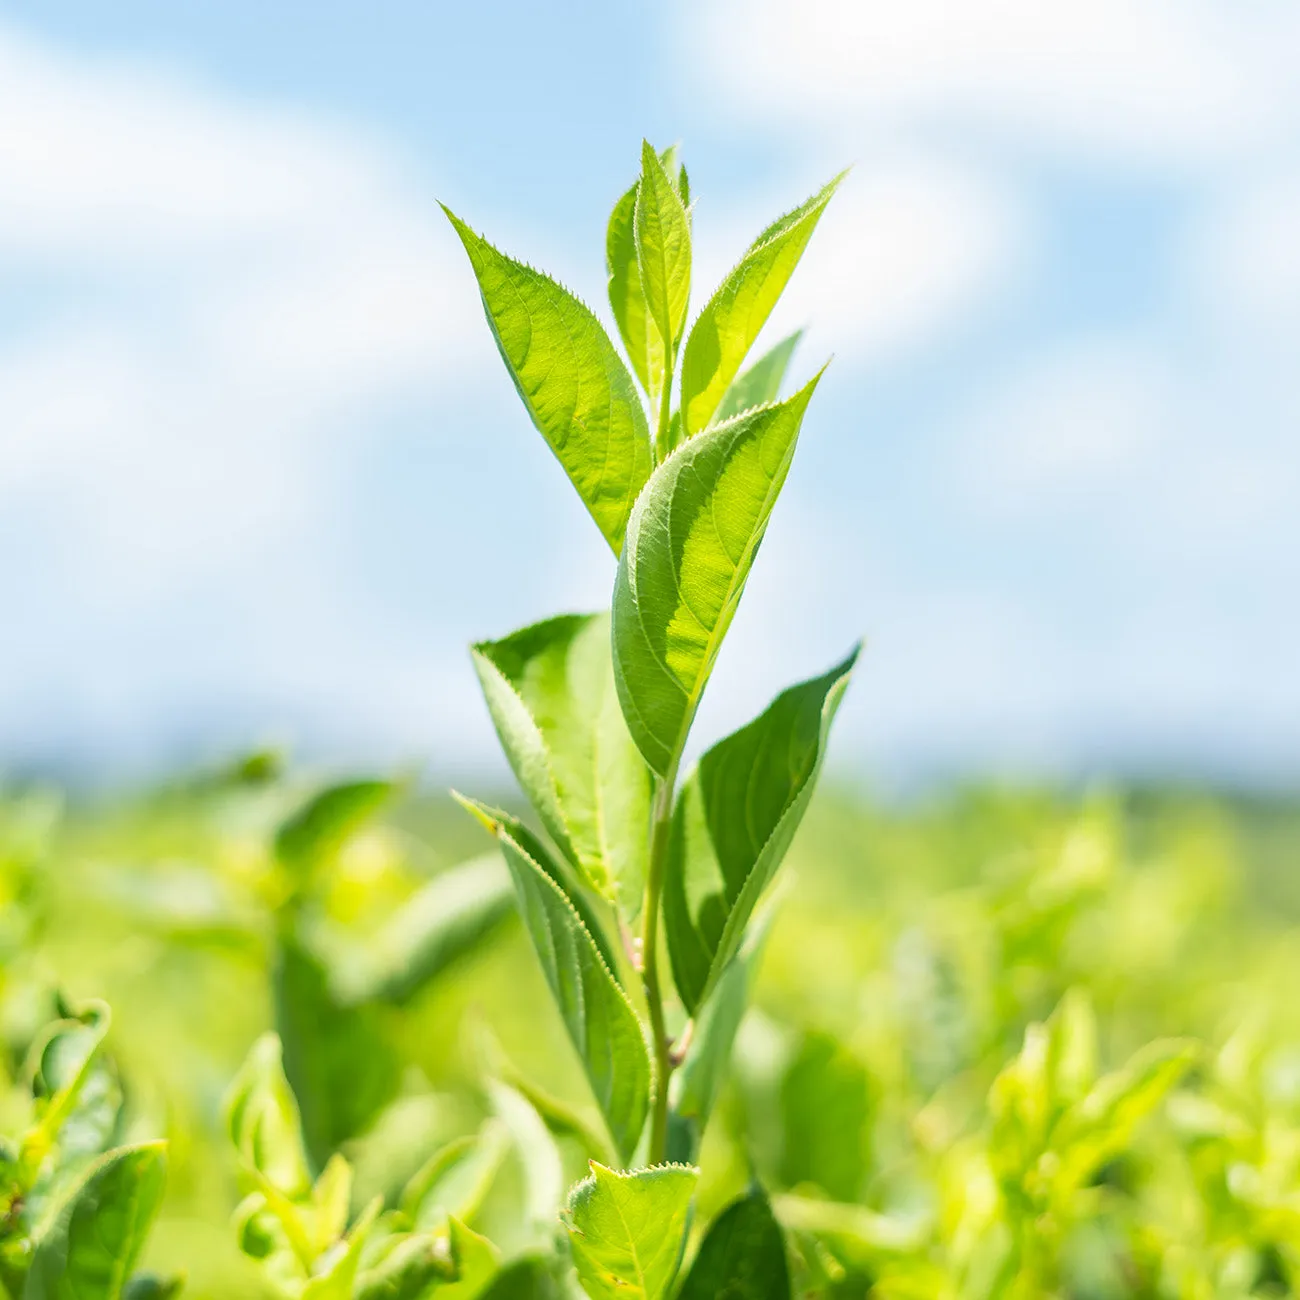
[1,767,1298,1296]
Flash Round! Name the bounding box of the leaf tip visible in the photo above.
[450,790,500,837]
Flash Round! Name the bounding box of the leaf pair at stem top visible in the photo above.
[444,140,856,1182]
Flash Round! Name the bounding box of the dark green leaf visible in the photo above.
[664,646,858,1012]
[778,1032,872,1203]
[677,1188,791,1300]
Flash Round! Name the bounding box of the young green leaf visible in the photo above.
[611,377,824,778]
[634,141,692,382]
[25,1143,168,1300]
[607,145,683,401]
[664,645,858,1013]
[677,1188,792,1300]
[443,207,652,554]
[679,174,844,437]
[438,1217,503,1300]
[471,613,652,913]
[713,330,803,424]
[565,1162,699,1300]
[225,1032,313,1200]
[456,797,651,1161]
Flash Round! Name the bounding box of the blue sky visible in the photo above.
[1,0,1297,786]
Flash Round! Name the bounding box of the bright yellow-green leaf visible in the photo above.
[444,206,652,553]
[680,174,843,437]
[634,141,692,382]
[471,613,652,914]
[565,1162,699,1300]
[607,144,684,402]
[714,330,803,423]
[611,376,823,777]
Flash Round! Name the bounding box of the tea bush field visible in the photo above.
[2,770,1298,1297]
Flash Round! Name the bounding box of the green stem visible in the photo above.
[654,351,675,463]
[641,768,677,1163]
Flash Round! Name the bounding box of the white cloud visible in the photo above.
[698,0,1300,167]
[0,21,480,603]
[950,340,1176,509]
[692,159,1026,372]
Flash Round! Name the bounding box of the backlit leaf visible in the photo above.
[664,645,858,1012]
[714,331,803,424]
[634,141,692,372]
[471,613,652,913]
[680,175,843,436]
[565,1162,698,1300]
[607,144,685,401]
[444,207,652,553]
[611,377,823,777]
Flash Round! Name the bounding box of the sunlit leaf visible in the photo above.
[714,331,803,424]
[612,378,824,777]
[225,1032,313,1200]
[680,174,843,436]
[607,144,686,402]
[565,1162,698,1300]
[472,613,652,913]
[634,141,691,415]
[444,207,652,553]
